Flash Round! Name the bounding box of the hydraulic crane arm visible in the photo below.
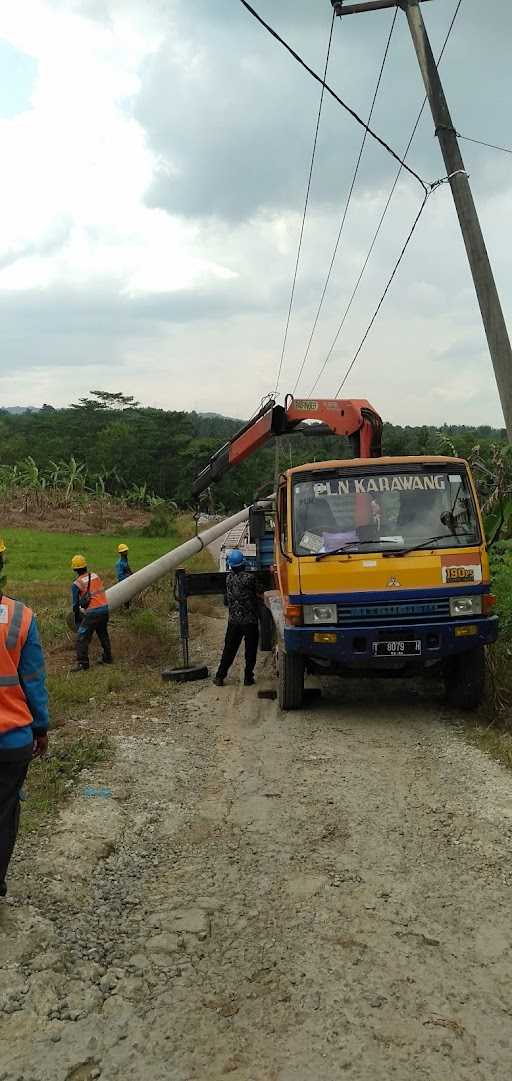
[192,396,382,498]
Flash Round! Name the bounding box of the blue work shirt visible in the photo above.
[115,557,132,583]
[0,614,49,751]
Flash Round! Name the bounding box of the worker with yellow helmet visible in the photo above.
[115,543,133,585]
[70,554,112,672]
[115,543,133,611]
[0,580,49,897]
[0,539,6,574]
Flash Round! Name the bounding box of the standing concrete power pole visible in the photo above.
[332,0,512,439]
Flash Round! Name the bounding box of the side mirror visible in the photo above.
[249,505,266,541]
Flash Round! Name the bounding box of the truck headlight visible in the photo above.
[303,603,337,625]
[450,595,482,617]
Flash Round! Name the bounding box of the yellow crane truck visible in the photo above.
[193,397,498,710]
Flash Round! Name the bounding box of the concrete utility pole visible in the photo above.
[332,0,512,440]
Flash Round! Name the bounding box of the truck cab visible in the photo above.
[265,455,497,710]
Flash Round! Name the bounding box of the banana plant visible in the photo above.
[48,457,87,500]
[17,456,42,488]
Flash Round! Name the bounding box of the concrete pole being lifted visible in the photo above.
[105,504,270,612]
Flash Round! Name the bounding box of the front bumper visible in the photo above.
[284,616,498,670]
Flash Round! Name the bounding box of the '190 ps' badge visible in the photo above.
[386,576,400,588]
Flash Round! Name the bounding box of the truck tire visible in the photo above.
[277,647,305,711]
[259,606,274,652]
[444,646,486,711]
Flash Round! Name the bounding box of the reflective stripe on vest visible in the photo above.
[6,600,24,649]
[0,597,33,734]
[76,572,108,610]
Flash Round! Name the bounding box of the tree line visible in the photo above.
[0,392,506,514]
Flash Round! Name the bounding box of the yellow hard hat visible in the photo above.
[117,543,129,553]
[71,554,87,570]
[0,539,6,554]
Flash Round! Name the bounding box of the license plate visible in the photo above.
[373,640,421,657]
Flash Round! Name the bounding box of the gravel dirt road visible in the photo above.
[2,607,512,1081]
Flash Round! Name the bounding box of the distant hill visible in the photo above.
[198,411,237,420]
[3,406,39,414]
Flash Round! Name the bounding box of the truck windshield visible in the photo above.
[292,466,480,556]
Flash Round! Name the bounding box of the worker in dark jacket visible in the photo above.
[214,550,259,687]
[115,543,133,610]
[71,555,112,671]
[0,593,49,898]
[115,543,132,583]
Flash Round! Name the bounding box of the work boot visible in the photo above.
[0,881,6,899]
[244,675,255,686]
[213,676,224,687]
[71,662,89,673]
[98,656,113,665]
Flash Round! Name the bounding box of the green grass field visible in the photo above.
[2,515,215,827]
[1,515,214,717]
[2,527,178,586]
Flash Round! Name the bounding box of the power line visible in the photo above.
[333,169,464,396]
[458,134,512,156]
[274,10,335,398]
[308,0,463,396]
[237,0,427,192]
[292,6,398,397]
[334,191,430,396]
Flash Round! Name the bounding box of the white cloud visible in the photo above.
[0,1,234,298]
[0,0,509,431]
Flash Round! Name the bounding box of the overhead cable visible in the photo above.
[334,191,430,396]
[237,0,427,192]
[458,134,512,156]
[308,0,463,396]
[334,171,458,398]
[274,10,336,398]
[292,6,398,397]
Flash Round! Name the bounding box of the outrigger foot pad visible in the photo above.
[161,665,209,683]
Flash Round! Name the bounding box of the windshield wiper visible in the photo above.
[395,532,478,557]
[316,540,400,562]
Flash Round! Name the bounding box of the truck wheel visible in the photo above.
[444,646,486,711]
[259,606,274,652]
[277,647,305,711]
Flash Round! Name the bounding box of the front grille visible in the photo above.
[337,599,451,626]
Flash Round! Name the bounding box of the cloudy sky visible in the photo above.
[0,0,511,425]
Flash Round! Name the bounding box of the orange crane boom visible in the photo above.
[192,396,382,498]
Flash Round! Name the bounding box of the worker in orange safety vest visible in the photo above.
[70,555,113,672]
[0,593,49,898]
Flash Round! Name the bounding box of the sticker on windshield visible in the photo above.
[300,531,323,553]
[441,554,482,584]
[449,475,462,483]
